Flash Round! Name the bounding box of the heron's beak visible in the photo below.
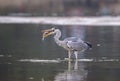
[42,28,54,40]
[42,31,53,40]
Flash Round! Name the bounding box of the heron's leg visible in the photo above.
[68,59,71,71]
[74,51,78,60]
[68,50,71,59]
[74,59,78,70]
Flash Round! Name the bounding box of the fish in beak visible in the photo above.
[41,28,55,40]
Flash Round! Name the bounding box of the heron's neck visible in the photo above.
[54,29,62,46]
[54,29,61,39]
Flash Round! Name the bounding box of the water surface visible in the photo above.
[0,24,120,81]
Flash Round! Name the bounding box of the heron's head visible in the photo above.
[41,28,55,40]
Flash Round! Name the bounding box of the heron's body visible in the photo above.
[63,37,88,51]
[42,28,92,59]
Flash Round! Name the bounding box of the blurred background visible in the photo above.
[0,0,120,16]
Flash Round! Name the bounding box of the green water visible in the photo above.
[0,24,120,81]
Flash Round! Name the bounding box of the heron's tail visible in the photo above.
[84,42,92,49]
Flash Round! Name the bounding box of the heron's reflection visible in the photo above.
[54,60,88,81]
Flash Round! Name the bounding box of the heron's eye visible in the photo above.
[51,28,55,31]
[51,30,54,32]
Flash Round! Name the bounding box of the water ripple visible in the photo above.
[18,58,120,63]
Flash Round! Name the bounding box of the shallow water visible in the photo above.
[0,24,120,81]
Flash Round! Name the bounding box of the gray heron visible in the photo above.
[42,28,92,60]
